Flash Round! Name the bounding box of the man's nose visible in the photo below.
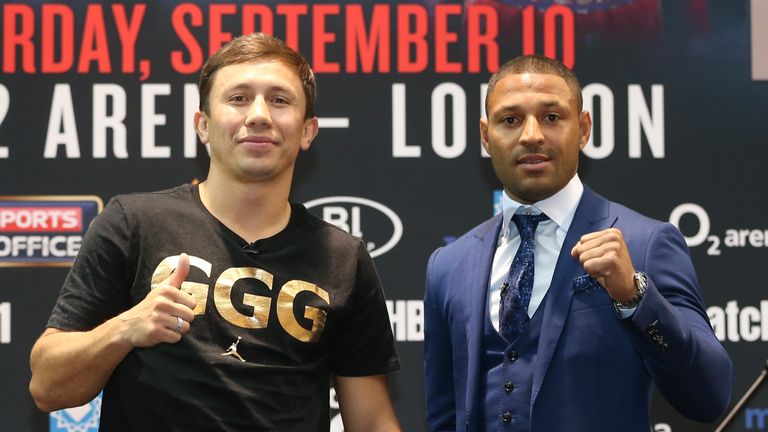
[520,116,544,145]
[245,96,272,127]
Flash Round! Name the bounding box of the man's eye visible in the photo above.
[230,95,248,103]
[545,114,560,122]
[271,96,289,104]
[502,117,518,125]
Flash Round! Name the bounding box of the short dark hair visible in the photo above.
[198,33,317,118]
[486,55,582,113]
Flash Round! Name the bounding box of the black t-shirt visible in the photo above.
[48,184,400,431]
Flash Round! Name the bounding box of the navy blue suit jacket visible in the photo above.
[424,187,732,431]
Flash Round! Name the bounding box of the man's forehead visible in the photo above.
[489,72,577,106]
[497,71,569,91]
[215,59,292,76]
[212,60,301,90]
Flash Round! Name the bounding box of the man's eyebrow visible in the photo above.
[222,82,297,96]
[538,100,569,109]
[494,100,568,112]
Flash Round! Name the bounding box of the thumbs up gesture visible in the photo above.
[117,253,198,347]
[164,252,191,290]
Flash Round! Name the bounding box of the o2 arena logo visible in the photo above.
[50,393,102,432]
[0,196,102,267]
[304,196,403,258]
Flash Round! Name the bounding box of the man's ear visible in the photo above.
[480,118,491,155]
[194,111,209,144]
[578,111,592,150]
[301,117,319,151]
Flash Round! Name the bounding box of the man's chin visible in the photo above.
[505,182,558,204]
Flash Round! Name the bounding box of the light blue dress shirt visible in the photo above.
[488,175,584,331]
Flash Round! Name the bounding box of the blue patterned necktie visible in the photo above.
[499,212,549,342]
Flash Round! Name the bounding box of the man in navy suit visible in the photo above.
[423,55,732,431]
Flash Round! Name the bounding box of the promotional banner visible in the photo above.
[1,1,766,431]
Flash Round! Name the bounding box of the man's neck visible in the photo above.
[199,175,292,243]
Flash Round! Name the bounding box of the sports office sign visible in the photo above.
[0,196,102,267]
[0,1,765,431]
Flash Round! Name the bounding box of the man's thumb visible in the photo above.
[167,253,190,288]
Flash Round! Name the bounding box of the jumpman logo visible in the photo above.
[221,336,246,362]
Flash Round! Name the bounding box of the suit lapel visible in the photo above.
[464,215,502,431]
[531,187,617,406]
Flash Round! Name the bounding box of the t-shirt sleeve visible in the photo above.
[47,197,134,331]
[329,241,400,377]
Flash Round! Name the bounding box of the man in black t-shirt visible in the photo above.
[29,33,401,432]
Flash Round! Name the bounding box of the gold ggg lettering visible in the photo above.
[151,256,330,343]
[277,280,330,343]
[214,267,273,329]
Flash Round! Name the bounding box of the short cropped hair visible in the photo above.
[486,55,583,113]
[198,33,317,119]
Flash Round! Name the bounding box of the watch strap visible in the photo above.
[614,271,648,310]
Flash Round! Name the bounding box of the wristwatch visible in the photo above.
[614,272,648,311]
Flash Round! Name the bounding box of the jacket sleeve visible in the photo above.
[424,246,458,432]
[623,222,733,422]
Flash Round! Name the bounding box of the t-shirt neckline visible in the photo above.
[189,183,302,249]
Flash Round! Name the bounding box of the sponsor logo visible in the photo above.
[669,203,768,256]
[746,407,768,429]
[708,300,768,342]
[304,196,403,258]
[386,299,424,342]
[49,393,102,432]
[0,196,102,267]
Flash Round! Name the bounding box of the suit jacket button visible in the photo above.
[646,320,659,336]
[508,351,518,361]
[652,334,669,350]
[502,412,512,422]
[504,381,514,392]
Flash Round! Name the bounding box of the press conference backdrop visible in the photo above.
[1,0,766,430]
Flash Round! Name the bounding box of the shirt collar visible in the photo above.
[500,174,584,237]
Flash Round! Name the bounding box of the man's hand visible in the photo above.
[570,228,637,302]
[30,253,198,411]
[117,253,197,347]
